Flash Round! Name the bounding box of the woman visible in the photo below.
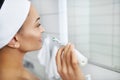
[0,0,85,80]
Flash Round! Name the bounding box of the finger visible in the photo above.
[66,44,75,76]
[68,64,74,76]
[71,47,84,77]
[66,44,73,70]
[56,46,64,73]
[60,43,71,77]
[64,43,71,67]
[71,45,79,70]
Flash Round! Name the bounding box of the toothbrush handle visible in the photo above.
[74,49,88,66]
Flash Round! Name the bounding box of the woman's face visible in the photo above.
[17,5,45,52]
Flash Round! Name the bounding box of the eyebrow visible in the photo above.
[35,17,40,23]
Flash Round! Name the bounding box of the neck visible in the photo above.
[0,47,26,70]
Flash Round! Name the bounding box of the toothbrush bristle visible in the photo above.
[52,37,60,43]
[52,37,56,41]
[52,37,58,42]
[52,37,64,45]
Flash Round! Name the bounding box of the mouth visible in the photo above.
[39,39,42,42]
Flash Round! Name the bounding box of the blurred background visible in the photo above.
[23,0,120,80]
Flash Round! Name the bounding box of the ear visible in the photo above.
[7,35,20,48]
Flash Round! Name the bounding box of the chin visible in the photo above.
[36,45,42,50]
[38,46,42,50]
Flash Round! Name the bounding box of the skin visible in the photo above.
[0,4,85,80]
[56,44,85,80]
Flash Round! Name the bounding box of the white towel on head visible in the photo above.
[0,0,31,49]
[38,36,88,80]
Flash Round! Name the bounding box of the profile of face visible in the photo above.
[8,5,45,52]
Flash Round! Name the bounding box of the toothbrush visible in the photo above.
[52,37,65,45]
[52,37,88,66]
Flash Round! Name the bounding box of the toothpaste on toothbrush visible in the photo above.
[52,37,88,66]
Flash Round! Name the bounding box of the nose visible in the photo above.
[40,25,45,33]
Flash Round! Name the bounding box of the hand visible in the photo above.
[56,43,85,80]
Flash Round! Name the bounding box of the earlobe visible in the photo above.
[14,42,20,48]
[7,35,20,48]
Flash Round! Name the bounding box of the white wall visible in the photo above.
[89,0,120,72]
[67,0,90,58]
[67,0,120,80]
[32,0,60,37]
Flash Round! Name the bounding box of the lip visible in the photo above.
[39,39,42,41]
[39,38,42,42]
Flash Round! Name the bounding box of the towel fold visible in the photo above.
[38,36,88,80]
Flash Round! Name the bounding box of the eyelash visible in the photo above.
[37,23,41,27]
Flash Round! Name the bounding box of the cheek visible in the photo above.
[20,30,42,51]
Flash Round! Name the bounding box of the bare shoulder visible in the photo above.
[18,76,40,80]
[19,70,40,80]
[0,71,19,80]
[0,70,40,80]
[0,75,40,80]
[19,75,40,80]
